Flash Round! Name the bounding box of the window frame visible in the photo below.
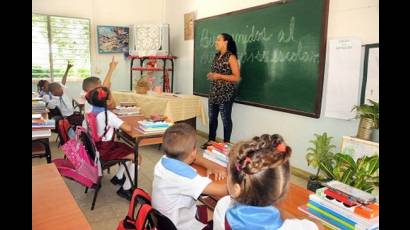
[32,13,92,81]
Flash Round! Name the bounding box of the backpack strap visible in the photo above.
[135,204,153,230]
[225,216,232,230]
[85,112,102,142]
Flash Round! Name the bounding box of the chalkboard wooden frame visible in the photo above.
[193,0,329,118]
[360,43,379,105]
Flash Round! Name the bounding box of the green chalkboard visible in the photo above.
[193,0,329,118]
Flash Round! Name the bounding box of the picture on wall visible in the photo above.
[97,25,129,54]
[361,44,379,105]
[184,11,195,40]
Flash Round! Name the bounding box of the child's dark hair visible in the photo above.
[229,134,292,206]
[162,123,197,160]
[221,33,238,58]
[82,76,101,92]
[37,80,49,92]
[85,86,110,138]
[48,82,62,94]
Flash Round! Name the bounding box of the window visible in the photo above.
[32,13,91,79]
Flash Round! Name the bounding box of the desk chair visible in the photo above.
[80,131,133,210]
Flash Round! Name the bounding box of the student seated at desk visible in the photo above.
[37,80,50,97]
[46,62,76,118]
[82,56,118,113]
[213,134,319,230]
[37,79,54,105]
[85,86,141,200]
[152,123,228,230]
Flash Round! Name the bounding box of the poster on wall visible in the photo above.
[184,11,195,40]
[361,44,379,105]
[97,25,129,54]
[324,38,362,120]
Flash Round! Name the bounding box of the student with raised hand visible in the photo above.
[85,86,141,200]
[82,56,118,113]
[47,61,75,120]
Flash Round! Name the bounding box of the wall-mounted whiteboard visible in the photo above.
[361,44,379,104]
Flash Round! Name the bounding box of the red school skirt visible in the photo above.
[96,140,134,161]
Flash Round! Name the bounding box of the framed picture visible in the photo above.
[97,25,129,54]
[341,136,379,161]
[360,43,379,105]
[184,11,195,40]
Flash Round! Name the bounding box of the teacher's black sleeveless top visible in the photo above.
[209,51,236,104]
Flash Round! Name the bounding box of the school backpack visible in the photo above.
[53,126,101,188]
[117,188,177,230]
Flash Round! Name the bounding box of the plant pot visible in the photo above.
[307,176,324,192]
[357,117,375,140]
[371,129,379,143]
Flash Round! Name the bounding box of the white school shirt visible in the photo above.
[152,156,212,230]
[213,196,319,230]
[47,93,74,117]
[93,108,124,141]
[42,93,52,104]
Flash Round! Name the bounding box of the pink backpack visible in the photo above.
[53,126,100,188]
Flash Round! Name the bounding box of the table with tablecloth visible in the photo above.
[112,91,206,125]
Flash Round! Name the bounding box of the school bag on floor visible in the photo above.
[53,126,101,188]
[117,188,177,230]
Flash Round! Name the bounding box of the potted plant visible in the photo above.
[306,132,336,192]
[320,152,379,193]
[352,100,379,141]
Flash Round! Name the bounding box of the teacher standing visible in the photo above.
[202,33,241,149]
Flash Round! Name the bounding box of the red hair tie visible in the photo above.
[97,89,106,100]
[276,143,286,152]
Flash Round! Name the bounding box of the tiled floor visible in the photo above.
[32,133,307,230]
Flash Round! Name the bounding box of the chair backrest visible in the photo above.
[48,107,63,119]
[79,129,97,161]
[117,188,177,230]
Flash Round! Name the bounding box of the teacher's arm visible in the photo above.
[209,55,241,83]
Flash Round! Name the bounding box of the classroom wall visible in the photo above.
[32,0,165,97]
[165,0,379,173]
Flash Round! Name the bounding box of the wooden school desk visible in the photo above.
[191,157,326,229]
[115,115,164,189]
[32,113,52,163]
[32,164,91,230]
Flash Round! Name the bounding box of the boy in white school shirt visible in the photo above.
[81,56,118,114]
[47,62,75,119]
[152,123,228,230]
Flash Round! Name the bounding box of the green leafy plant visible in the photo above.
[320,152,379,193]
[306,133,336,178]
[352,99,379,129]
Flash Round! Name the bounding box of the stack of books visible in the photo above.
[32,100,46,114]
[32,118,55,129]
[203,142,233,167]
[136,120,172,134]
[299,186,379,230]
[113,106,141,116]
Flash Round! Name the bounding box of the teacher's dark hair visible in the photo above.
[221,33,238,58]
